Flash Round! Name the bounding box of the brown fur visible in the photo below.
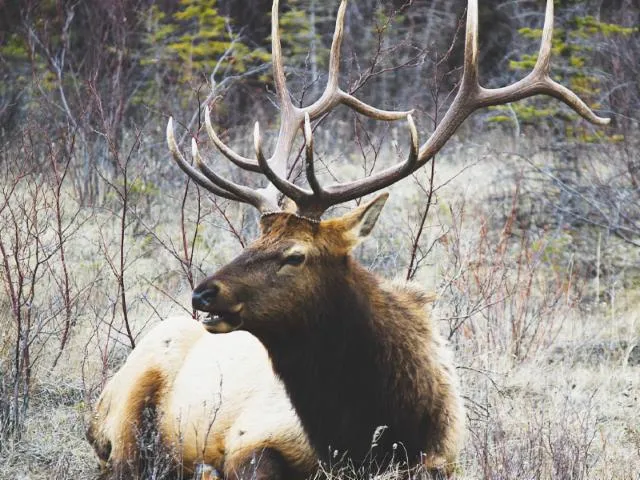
[193,195,465,475]
[86,317,316,479]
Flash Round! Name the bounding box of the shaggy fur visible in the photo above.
[86,317,316,479]
[193,195,465,475]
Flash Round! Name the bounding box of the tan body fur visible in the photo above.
[86,316,316,479]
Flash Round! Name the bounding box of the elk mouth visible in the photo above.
[201,309,243,334]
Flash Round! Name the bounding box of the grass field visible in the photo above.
[1,127,638,479]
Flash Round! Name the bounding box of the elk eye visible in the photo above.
[283,253,306,267]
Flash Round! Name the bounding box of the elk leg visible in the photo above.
[225,447,291,480]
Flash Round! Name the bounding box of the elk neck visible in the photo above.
[250,256,454,469]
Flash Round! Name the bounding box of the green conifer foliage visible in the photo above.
[136,0,270,106]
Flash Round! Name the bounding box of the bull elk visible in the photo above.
[167,0,608,475]
[167,0,609,474]
[89,0,610,477]
[86,317,316,479]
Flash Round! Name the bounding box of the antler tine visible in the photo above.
[204,106,261,173]
[192,139,277,212]
[254,121,311,202]
[167,118,243,202]
[461,0,479,88]
[305,0,412,122]
[536,0,554,75]
[326,0,346,93]
[271,0,293,109]
[315,113,420,204]
[303,113,324,198]
[402,114,419,174]
[306,0,610,211]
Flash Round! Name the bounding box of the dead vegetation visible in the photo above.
[0,0,638,477]
[0,125,638,479]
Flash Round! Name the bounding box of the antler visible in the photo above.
[303,0,610,207]
[167,0,411,215]
[168,0,610,218]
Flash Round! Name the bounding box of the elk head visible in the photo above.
[191,192,388,335]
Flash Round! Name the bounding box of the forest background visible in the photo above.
[0,0,639,478]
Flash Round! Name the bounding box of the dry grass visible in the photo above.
[0,130,638,479]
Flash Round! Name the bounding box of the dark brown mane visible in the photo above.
[253,255,461,470]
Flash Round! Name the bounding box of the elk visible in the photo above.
[165,0,609,476]
[86,316,316,479]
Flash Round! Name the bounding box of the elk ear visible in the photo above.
[335,192,389,248]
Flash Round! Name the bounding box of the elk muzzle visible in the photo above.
[192,280,244,333]
[192,281,221,310]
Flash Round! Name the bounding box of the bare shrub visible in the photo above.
[0,125,84,440]
[436,184,574,363]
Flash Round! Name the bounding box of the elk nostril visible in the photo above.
[201,288,218,303]
[192,282,220,310]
